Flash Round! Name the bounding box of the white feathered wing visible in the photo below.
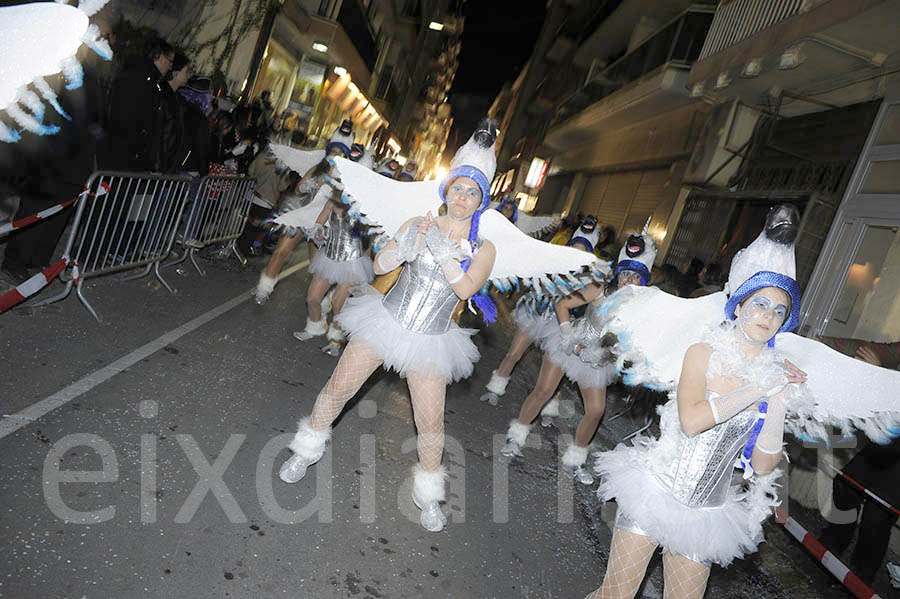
[592,285,900,443]
[328,157,599,288]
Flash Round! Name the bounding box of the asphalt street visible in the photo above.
[0,245,865,598]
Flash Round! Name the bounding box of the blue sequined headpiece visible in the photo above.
[725,270,802,337]
[439,165,492,210]
[614,260,650,286]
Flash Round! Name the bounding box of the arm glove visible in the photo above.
[425,226,467,285]
[707,376,790,425]
[375,225,425,272]
[755,393,787,455]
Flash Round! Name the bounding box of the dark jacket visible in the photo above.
[103,59,166,171]
[178,96,211,175]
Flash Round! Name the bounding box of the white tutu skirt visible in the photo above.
[595,443,766,567]
[309,251,374,285]
[336,290,479,382]
[538,321,617,389]
[512,303,559,342]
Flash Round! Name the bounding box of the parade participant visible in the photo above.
[292,173,375,356]
[252,124,354,304]
[398,161,417,181]
[499,232,655,484]
[376,156,401,179]
[275,118,598,532]
[581,205,900,598]
[479,217,607,407]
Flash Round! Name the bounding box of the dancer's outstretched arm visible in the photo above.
[554,283,604,325]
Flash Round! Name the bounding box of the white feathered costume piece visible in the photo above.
[267,144,331,236]
[0,1,112,143]
[298,157,602,295]
[585,204,899,568]
[488,201,559,237]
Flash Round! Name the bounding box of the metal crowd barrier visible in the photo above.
[167,174,255,276]
[33,171,193,321]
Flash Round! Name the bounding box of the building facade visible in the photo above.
[114,0,463,172]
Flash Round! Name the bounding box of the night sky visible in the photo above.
[445,0,546,159]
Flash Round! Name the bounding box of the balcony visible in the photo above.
[688,0,900,116]
[337,0,378,72]
[546,5,714,149]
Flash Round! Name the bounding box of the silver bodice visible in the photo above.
[324,206,362,261]
[651,396,758,509]
[382,248,461,334]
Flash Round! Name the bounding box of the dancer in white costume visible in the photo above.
[293,174,375,355]
[276,118,599,532]
[500,232,655,485]
[582,205,900,598]
[480,218,606,406]
[253,123,354,304]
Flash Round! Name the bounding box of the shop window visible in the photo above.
[825,225,900,342]
[860,160,900,194]
[874,103,900,146]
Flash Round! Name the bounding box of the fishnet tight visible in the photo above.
[585,528,710,599]
[308,339,447,472]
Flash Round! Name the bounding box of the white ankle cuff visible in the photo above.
[257,273,277,294]
[485,371,509,395]
[506,420,531,445]
[561,444,590,469]
[305,317,327,335]
[288,417,331,459]
[413,464,447,504]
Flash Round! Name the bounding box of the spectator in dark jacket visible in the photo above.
[177,76,213,176]
[156,53,192,173]
[103,40,174,171]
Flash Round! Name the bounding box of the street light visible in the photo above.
[428,21,444,31]
[312,41,328,53]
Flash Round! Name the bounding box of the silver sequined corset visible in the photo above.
[651,396,757,508]
[382,249,460,335]
[324,207,362,261]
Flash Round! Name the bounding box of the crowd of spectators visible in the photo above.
[0,27,306,290]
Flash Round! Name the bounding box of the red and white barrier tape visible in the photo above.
[821,460,900,518]
[0,183,109,236]
[0,257,74,313]
[772,506,883,598]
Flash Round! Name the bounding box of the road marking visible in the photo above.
[0,259,309,441]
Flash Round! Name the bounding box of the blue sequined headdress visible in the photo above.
[724,204,802,344]
[437,117,499,324]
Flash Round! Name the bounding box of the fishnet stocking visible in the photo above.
[407,372,447,472]
[516,355,564,425]
[585,528,658,599]
[661,552,710,599]
[309,339,382,430]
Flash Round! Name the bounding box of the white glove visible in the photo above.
[425,226,467,264]
[396,224,426,263]
[707,384,769,425]
[755,393,787,455]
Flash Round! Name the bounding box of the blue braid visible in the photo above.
[461,208,482,272]
[465,206,497,324]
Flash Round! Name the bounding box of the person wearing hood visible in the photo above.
[586,206,808,598]
[278,120,501,533]
[498,230,657,484]
[253,124,354,304]
[479,217,606,407]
